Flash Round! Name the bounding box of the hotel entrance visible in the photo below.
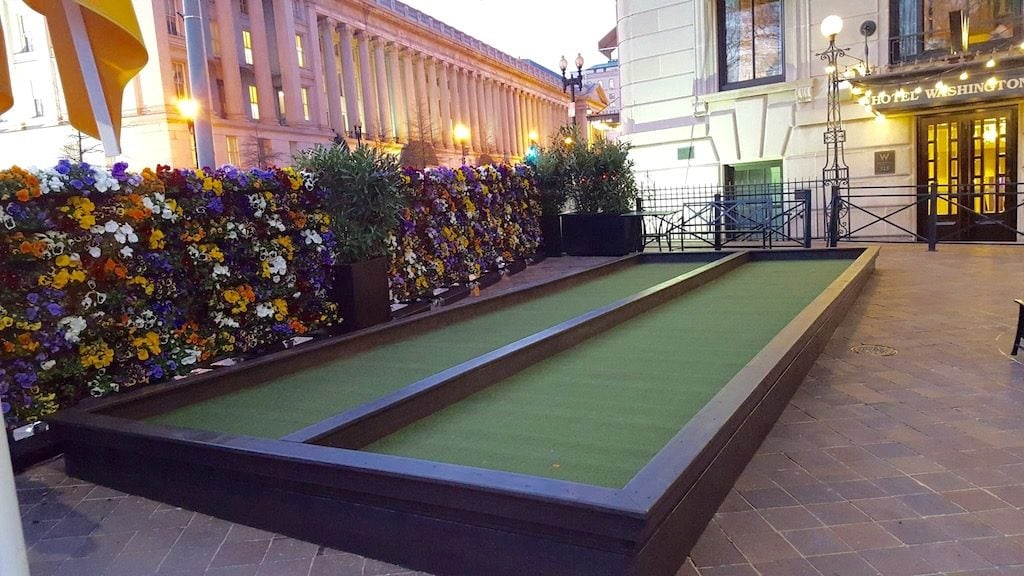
[916,107,1018,241]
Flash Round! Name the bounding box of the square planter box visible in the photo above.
[538,214,563,257]
[330,257,392,333]
[561,213,641,257]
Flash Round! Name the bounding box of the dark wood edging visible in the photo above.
[49,247,877,576]
[284,252,748,445]
[92,252,720,420]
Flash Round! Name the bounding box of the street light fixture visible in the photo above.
[176,98,199,169]
[818,15,849,189]
[453,123,470,165]
[559,53,585,101]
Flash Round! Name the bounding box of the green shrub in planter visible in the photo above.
[293,143,405,331]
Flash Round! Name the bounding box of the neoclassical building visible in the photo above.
[0,0,571,168]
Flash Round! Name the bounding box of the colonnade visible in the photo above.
[315,18,568,160]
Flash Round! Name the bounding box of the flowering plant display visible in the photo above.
[1,158,541,430]
[388,164,541,302]
[1,160,339,428]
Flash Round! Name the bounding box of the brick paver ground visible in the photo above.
[13,244,1024,576]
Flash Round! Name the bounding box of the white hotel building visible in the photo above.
[0,0,571,169]
[616,0,1024,242]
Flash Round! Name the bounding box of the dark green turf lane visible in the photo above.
[147,262,706,437]
[366,259,851,488]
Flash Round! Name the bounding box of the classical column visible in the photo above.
[402,49,421,141]
[337,22,361,134]
[487,79,499,153]
[508,87,519,157]
[373,37,392,140]
[271,0,303,123]
[513,89,524,157]
[475,74,489,152]
[246,0,276,122]
[457,69,472,152]
[388,44,408,142]
[213,0,244,119]
[466,72,481,152]
[449,66,463,131]
[355,30,379,138]
[413,52,431,144]
[439,62,453,149]
[498,83,510,157]
[319,19,343,132]
[306,8,326,127]
[425,57,441,147]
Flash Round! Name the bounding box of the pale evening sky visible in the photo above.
[397,0,619,74]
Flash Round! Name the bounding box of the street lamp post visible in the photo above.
[177,98,199,169]
[819,15,849,189]
[453,123,470,165]
[559,53,584,101]
[819,15,850,246]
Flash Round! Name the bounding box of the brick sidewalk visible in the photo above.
[15,245,1024,576]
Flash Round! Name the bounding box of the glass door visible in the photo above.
[917,108,1017,241]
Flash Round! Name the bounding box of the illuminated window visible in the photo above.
[172,62,188,100]
[295,34,305,67]
[277,90,286,120]
[226,135,240,166]
[301,87,310,120]
[242,30,253,65]
[210,22,221,57]
[165,0,183,36]
[248,85,260,119]
[718,0,784,90]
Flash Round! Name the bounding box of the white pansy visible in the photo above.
[268,255,287,278]
[104,220,119,233]
[114,223,137,244]
[58,316,87,343]
[120,246,133,258]
[213,264,230,277]
[41,360,56,371]
[255,303,275,318]
[301,229,323,245]
[89,246,101,258]
[213,312,240,328]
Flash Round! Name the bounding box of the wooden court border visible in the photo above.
[51,247,877,576]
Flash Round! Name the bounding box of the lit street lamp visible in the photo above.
[819,15,848,188]
[453,123,470,165]
[177,98,199,169]
[559,53,584,101]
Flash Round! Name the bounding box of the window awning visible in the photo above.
[851,60,1024,113]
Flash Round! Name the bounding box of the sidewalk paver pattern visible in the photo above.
[15,245,1024,575]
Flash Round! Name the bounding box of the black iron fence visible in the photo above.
[640,180,1023,250]
[639,181,821,249]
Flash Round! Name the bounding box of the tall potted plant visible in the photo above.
[293,143,405,332]
[560,129,641,256]
[530,144,569,256]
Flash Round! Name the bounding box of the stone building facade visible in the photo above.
[616,0,1024,242]
[0,0,571,169]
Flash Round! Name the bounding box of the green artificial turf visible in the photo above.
[366,259,851,488]
[147,262,705,437]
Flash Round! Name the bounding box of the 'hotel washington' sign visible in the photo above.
[857,68,1024,112]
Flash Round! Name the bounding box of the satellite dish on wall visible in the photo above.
[860,20,877,37]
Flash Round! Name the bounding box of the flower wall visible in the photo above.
[1,161,339,428]
[1,160,541,430]
[389,164,541,301]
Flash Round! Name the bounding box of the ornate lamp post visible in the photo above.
[819,15,848,188]
[453,123,470,165]
[176,98,199,169]
[559,53,584,101]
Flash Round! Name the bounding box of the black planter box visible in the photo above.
[505,259,527,275]
[8,427,62,473]
[391,299,432,320]
[560,213,642,257]
[474,270,502,291]
[538,214,563,257]
[330,257,392,333]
